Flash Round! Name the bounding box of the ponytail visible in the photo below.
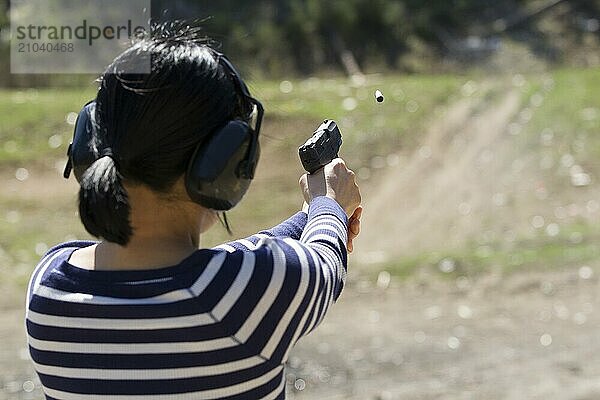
[78,155,132,246]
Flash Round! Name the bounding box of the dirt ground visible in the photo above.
[286,268,600,400]
[3,81,600,399]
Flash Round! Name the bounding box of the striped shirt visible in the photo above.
[25,196,348,400]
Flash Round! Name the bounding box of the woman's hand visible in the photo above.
[347,206,362,253]
[301,202,362,253]
[299,158,362,252]
[299,158,361,217]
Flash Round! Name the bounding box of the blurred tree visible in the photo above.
[1,0,599,85]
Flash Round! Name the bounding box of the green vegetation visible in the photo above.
[251,73,462,166]
[2,0,600,85]
[0,74,462,166]
[0,72,461,289]
[382,223,600,279]
[378,67,600,279]
[0,88,96,163]
[1,68,600,291]
[526,68,600,163]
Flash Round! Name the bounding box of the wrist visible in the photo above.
[309,195,351,216]
[307,196,349,224]
[321,194,352,217]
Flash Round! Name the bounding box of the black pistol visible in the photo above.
[298,120,342,174]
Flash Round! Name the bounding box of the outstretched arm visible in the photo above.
[212,210,308,252]
[215,159,361,365]
[215,196,351,365]
[214,201,361,254]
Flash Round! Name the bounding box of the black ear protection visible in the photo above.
[63,100,100,182]
[63,51,264,211]
[184,54,263,210]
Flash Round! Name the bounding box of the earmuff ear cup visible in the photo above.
[185,120,259,210]
[70,102,101,182]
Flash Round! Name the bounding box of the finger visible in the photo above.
[348,206,362,235]
[352,205,363,220]
[347,221,360,253]
[349,206,363,224]
[348,227,357,241]
[332,157,345,166]
[330,158,346,170]
[349,218,361,236]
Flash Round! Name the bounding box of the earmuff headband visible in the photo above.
[212,52,263,179]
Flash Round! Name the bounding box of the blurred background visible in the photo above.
[2,0,600,399]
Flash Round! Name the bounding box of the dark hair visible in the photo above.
[78,21,251,245]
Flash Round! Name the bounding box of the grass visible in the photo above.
[0,195,84,288]
[511,68,600,173]
[2,68,600,290]
[379,222,600,280]
[0,73,463,278]
[376,67,600,279]
[0,87,97,164]
[0,74,463,167]
[251,74,463,167]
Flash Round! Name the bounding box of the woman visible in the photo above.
[26,22,361,400]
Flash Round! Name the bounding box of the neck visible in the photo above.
[92,182,214,270]
[96,238,198,270]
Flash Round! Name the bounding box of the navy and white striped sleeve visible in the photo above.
[223,196,348,365]
[212,211,308,252]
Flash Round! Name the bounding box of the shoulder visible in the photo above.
[212,235,288,256]
[26,240,97,301]
[212,237,311,279]
[41,240,98,259]
[218,235,303,258]
[37,240,98,269]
